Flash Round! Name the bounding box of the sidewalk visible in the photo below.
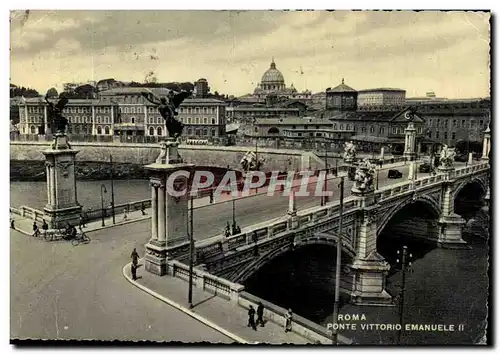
[123,260,312,345]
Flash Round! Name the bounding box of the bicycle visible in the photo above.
[71,231,91,246]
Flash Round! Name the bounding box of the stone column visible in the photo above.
[404,122,417,161]
[157,184,166,243]
[437,181,467,249]
[151,183,158,240]
[287,190,299,230]
[144,138,195,276]
[42,134,82,228]
[482,127,491,160]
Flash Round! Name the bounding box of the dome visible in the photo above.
[261,59,285,84]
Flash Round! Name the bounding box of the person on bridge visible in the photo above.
[141,203,146,216]
[32,222,40,238]
[131,248,139,281]
[284,309,293,333]
[79,213,86,228]
[42,220,48,235]
[224,222,231,238]
[256,302,265,327]
[247,305,257,331]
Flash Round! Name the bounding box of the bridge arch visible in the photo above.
[452,177,488,202]
[453,177,488,221]
[377,195,441,237]
[377,197,441,269]
[234,236,355,284]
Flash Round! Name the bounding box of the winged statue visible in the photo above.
[45,95,69,134]
[141,90,192,139]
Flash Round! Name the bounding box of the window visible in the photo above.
[131,117,135,124]
[149,107,155,113]
[203,128,208,136]
[211,107,215,114]
[211,129,216,136]
[203,117,208,124]
[435,131,440,139]
[131,107,136,114]
[195,107,200,113]
[452,132,456,140]
[362,127,366,133]
[187,128,192,135]
[211,118,215,124]
[203,107,207,114]
[196,117,200,124]
[97,126,102,135]
[105,126,110,135]
[480,120,484,127]
[444,132,448,139]
[188,108,192,113]
[461,120,466,128]
[370,127,374,133]
[30,125,36,134]
[157,127,162,136]
[340,124,344,130]
[380,127,385,134]
[179,108,184,113]
[188,117,192,124]
[137,107,142,113]
[149,117,154,124]
[149,127,155,136]
[157,117,162,124]
[333,124,337,130]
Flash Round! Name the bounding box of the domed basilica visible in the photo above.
[252,59,311,101]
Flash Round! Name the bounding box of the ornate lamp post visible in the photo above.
[100,184,107,227]
[395,245,413,345]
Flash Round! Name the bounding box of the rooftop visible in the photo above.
[327,79,357,93]
[254,117,332,125]
[358,88,406,93]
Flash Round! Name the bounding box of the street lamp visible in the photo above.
[395,245,413,345]
[188,195,194,309]
[232,195,236,231]
[100,184,107,227]
[109,155,116,224]
[376,166,380,190]
[331,176,345,345]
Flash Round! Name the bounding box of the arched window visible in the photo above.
[211,129,216,136]
[75,125,80,134]
[203,128,208,136]
[346,124,351,130]
[149,127,155,136]
[157,117,162,124]
[131,117,135,124]
[203,117,208,124]
[97,126,102,135]
[188,117,192,124]
[30,125,36,134]
[131,107,136,114]
[105,126,110,135]
[157,127,162,136]
[380,127,385,134]
[370,127,375,133]
[362,127,366,133]
[333,124,337,130]
[268,127,279,135]
[340,124,344,130]
[195,129,201,136]
[187,128,192,135]
[211,118,215,124]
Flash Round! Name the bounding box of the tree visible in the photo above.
[10,84,40,98]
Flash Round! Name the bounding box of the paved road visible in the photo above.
[190,162,423,240]
[10,227,233,342]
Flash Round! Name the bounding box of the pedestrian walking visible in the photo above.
[42,220,48,236]
[247,305,257,330]
[209,189,214,204]
[131,248,139,281]
[256,302,265,327]
[224,222,231,237]
[141,202,146,215]
[79,213,86,228]
[32,222,40,237]
[284,309,293,333]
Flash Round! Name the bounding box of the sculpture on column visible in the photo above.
[240,151,265,172]
[439,145,456,168]
[343,141,357,163]
[142,90,192,140]
[353,158,376,193]
[45,95,69,135]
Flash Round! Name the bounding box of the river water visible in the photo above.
[10,180,151,210]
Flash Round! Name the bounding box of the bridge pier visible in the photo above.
[437,176,467,249]
[144,139,195,276]
[42,133,82,229]
[350,178,392,306]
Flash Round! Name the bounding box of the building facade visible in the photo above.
[357,88,406,107]
[325,79,358,112]
[15,88,227,141]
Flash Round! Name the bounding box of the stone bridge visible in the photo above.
[187,161,490,306]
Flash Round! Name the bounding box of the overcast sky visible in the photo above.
[10,10,490,98]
